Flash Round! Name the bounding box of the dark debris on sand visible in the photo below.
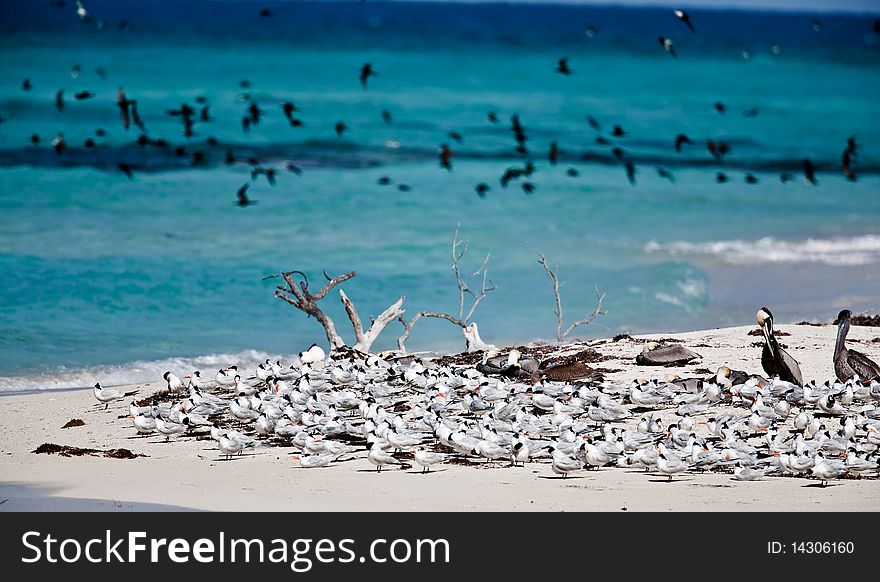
[61,418,85,428]
[33,443,146,459]
[747,328,790,337]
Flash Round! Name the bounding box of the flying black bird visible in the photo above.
[74,91,94,100]
[500,161,535,187]
[659,37,677,58]
[448,131,464,143]
[225,149,236,165]
[30,134,40,146]
[439,144,453,171]
[475,183,490,198]
[657,167,676,183]
[521,182,536,194]
[285,161,302,175]
[625,161,636,185]
[377,176,392,185]
[118,162,134,180]
[803,158,817,185]
[611,147,625,160]
[548,141,559,165]
[556,57,571,75]
[674,9,695,32]
[251,167,277,186]
[587,116,601,132]
[611,125,625,137]
[595,136,610,145]
[55,89,64,111]
[334,121,347,137]
[116,88,130,129]
[382,109,392,125]
[200,104,212,122]
[397,184,411,192]
[130,100,145,131]
[565,167,579,177]
[360,63,377,90]
[83,138,95,148]
[714,102,726,114]
[95,128,106,137]
[236,183,255,207]
[487,112,499,124]
[744,173,758,184]
[22,78,31,91]
[674,133,693,152]
[716,172,728,183]
[779,172,795,183]
[281,102,299,122]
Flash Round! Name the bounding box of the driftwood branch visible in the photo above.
[272,270,354,350]
[340,290,405,353]
[533,249,606,342]
[398,228,496,352]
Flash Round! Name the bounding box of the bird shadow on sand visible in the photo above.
[537,475,588,480]
[802,482,842,488]
[408,468,451,475]
[647,477,694,483]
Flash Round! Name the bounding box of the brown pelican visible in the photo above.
[833,310,880,382]
[635,342,700,366]
[756,307,803,386]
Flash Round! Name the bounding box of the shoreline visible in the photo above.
[1,323,878,512]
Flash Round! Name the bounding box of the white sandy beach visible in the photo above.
[1,323,878,512]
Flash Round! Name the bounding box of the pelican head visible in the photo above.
[833,309,851,325]
[756,306,773,328]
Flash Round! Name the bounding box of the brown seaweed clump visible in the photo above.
[33,443,145,459]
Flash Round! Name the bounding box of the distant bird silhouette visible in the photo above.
[377,176,392,186]
[74,91,94,100]
[745,173,758,184]
[511,114,528,154]
[657,167,676,183]
[55,89,64,112]
[714,102,726,114]
[565,167,579,177]
[521,182,535,194]
[716,172,728,183]
[595,136,610,145]
[251,167,277,186]
[397,184,411,192]
[611,147,625,160]
[500,161,534,187]
[439,144,453,171]
[587,116,601,132]
[803,158,817,185]
[448,131,464,143]
[118,162,134,180]
[236,183,255,206]
[487,112,499,124]
[225,149,236,165]
[674,9,695,32]
[360,63,377,90]
[22,78,31,91]
[625,161,636,185]
[30,134,40,146]
[52,133,65,154]
[548,141,559,165]
[779,172,795,183]
[382,109,392,125]
[556,57,571,75]
[475,183,490,198]
[285,161,302,175]
[116,87,130,129]
[611,125,625,137]
[335,121,347,137]
[130,101,145,131]
[260,8,272,17]
[674,133,693,152]
[83,138,95,148]
[659,37,677,58]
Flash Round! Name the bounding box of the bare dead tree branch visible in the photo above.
[340,289,405,353]
[398,228,496,352]
[533,249,606,342]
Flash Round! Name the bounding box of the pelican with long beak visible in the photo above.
[833,309,880,382]
[756,307,803,387]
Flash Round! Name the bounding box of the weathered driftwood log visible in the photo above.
[267,270,404,353]
[533,250,606,343]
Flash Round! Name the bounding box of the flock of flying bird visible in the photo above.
[91,307,880,486]
[8,5,875,206]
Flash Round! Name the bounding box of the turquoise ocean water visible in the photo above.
[1,1,879,390]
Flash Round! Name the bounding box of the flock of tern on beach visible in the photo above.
[91,308,880,487]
